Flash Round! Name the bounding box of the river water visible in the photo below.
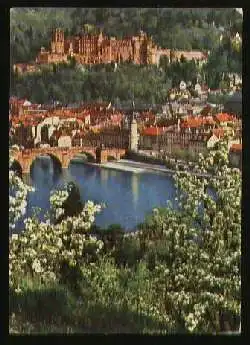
[21,158,176,231]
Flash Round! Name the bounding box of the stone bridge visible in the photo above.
[10,146,127,174]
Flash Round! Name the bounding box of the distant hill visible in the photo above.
[10,8,242,64]
[10,8,242,104]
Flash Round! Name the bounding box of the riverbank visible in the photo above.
[78,159,214,178]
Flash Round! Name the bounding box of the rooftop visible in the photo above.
[215,113,236,122]
[142,127,167,136]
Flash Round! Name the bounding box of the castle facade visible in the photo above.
[36,28,160,65]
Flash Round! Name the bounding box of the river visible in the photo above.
[19,158,177,231]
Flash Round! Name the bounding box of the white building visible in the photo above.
[58,135,72,148]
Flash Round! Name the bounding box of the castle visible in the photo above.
[35,28,207,66]
[36,28,162,65]
[12,28,208,75]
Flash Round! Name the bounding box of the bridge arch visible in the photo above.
[29,153,63,176]
[107,155,116,162]
[80,151,96,162]
[68,150,96,166]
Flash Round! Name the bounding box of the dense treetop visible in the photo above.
[10,61,198,104]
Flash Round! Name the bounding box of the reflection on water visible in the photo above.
[21,158,176,231]
[100,168,109,186]
[30,157,61,187]
[131,174,139,207]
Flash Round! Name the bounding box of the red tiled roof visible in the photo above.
[181,116,215,129]
[215,113,235,122]
[142,127,166,136]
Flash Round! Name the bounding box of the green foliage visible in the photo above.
[203,31,242,89]
[10,8,75,64]
[207,92,231,105]
[9,259,171,333]
[114,234,142,267]
[10,63,173,104]
[165,59,200,87]
[55,182,83,224]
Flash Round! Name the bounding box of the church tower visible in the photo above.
[129,104,138,152]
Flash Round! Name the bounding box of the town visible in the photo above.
[9,78,242,173]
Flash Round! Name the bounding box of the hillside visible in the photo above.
[10,8,242,64]
[10,8,242,104]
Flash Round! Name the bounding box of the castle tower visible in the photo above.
[68,42,74,56]
[145,36,155,64]
[129,108,138,152]
[132,37,140,64]
[98,30,103,45]
[51,28,65,55]
[138,30,148,64]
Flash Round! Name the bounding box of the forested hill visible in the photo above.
[10,8,242,64]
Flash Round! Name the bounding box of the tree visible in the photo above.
[9,155,34,231]
[138,140,241,333]
[9,158,104,291]
[54,182,83,224]
[204,23,242,89]
[159,55,169,70]
[180,55,186,64]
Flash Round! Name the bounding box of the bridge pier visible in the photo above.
[22,166,31,175]
[19,154,33,175]
[60,151,70,169]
